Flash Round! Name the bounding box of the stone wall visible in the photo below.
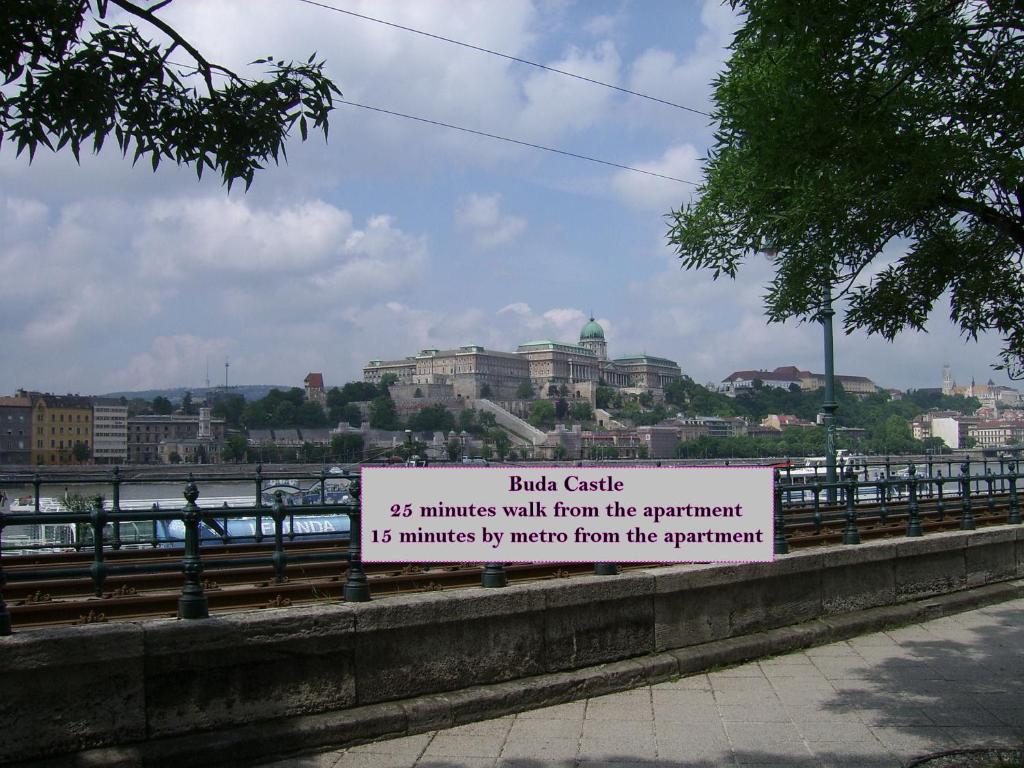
[2,527,1022,766]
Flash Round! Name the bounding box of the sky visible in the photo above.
[0,0,1015,397]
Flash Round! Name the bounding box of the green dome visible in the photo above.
[580,317,605,340]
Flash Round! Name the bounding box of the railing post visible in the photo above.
[220,502,231,544]
[343,476,370,602]
[254,463,265,544]
[985,469,996,515]
[110,465,122,550]
[483,563,510,585]
[150,503,160,547]
[0,515,11,635]
[842,469,860,545]
[959,461,975,531]
[178,476,209,619]
[774,469,789,554]
[811,486,822,534]
[878,472,889,526]
[905,464,922,537]
[33,473,41,513]
[271,491,287,585]
[1008,462,1020,525]
[90,494,107,597]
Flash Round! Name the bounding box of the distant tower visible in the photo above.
[579,316,607,361]
[942,364,954,396]
[224,358,230,389]
[198,407,211,440]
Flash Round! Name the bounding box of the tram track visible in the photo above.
[4,494,1018,630]
[5,561,658,629]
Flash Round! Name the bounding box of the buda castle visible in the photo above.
[363,317,682,405]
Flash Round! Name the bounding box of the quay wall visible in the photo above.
[3,526,1023,766]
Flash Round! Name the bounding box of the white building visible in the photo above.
[92,399,128,464]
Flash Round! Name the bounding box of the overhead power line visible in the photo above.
[335,99,700,185]
[166,60,699,184]
[294,0,712,117]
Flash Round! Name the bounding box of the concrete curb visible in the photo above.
[29,578,1023,768]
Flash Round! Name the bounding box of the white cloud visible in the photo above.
[584,13,622,37]
[516,41,622,143]
[612,144,702,211]
[134,197,353,279]
[495,303,600,342]
[309,214,428,295]
[107,335,233,391]
[626,0,739,137]
[454,194,527,249]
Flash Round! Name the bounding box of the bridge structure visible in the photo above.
[1,459,1022,766]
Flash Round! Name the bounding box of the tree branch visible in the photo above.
[107,0,229,93]
[939,192,1024,250]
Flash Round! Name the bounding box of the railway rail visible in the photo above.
[4,491,1017,630]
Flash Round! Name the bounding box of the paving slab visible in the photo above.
[257,597,1024,768]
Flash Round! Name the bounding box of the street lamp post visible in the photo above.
[820,284,839,503]
[763,245,839,502]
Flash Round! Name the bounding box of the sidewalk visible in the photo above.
[263,597,1024,768]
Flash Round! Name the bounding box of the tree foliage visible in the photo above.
[528,399,555,430]
[668,0,1024,375]
[407,403,455,433]
[515,381,535,400]
[221,433,248,462]
[330,433,363,462]
[150,394,173,415]
[3,0,341,189]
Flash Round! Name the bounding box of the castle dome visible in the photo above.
[580,317,605,340]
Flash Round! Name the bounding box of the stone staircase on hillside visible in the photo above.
[469,399,548,446]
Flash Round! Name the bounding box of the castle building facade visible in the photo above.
[364,317,682,404]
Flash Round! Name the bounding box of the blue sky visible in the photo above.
[0,0,1014,396]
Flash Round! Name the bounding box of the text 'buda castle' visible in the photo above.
[363,317,682,405]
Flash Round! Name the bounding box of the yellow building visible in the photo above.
[20,391,94,465]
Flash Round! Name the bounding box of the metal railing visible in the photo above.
[0,467,371,635]
[772,459,1021,554]
[1,459,1020,634]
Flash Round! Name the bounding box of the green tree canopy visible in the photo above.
[4,0,340,189]
[211,393,245,427]
[368,395,400,430]
[528,399,555,430]
[668,0,1024,376]
[515,381,535,400]
[330,433,364,462]
[407,403,455,433]
[150,395,173,415]
[222,433,248,463]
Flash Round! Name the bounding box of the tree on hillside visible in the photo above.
[368,395,399,430]
[151,395,173,415]
[4,0,340,189]
[407,403,455,433]
[516,381,535,400]
[528,399,555,430]
[211,393,245,427]
[668,0,1024,376]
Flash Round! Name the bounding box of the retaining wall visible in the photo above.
[2,526,1023,766]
